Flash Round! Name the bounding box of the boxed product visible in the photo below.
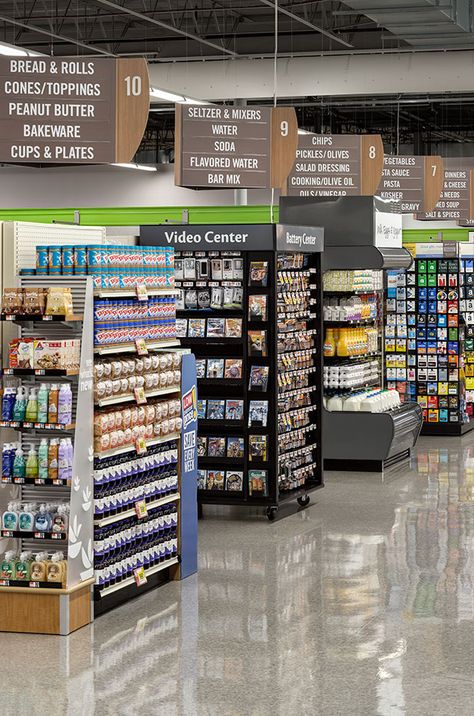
[34,339,81,371]
[9,338,34,369]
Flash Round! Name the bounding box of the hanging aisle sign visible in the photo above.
[174,103,298,189]
[377,155,444,213]
[0,57,149,163]
[283,133,384,197]
[415,168,474,221]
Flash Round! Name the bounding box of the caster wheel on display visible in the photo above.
[266,507,278,521]
[297,495,310,508]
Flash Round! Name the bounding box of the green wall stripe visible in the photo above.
[403,228,471,243]
[0,205,280,226]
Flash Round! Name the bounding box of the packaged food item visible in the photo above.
[30,552,49,581]
[2,288,23,315]
[9,339,34,369]
[23,288,45,315]
[47,552,67,584]
[45,287,74,317]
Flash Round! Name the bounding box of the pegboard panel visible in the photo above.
[2,221,105,281]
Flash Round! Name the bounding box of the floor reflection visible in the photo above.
[2,436,474,714]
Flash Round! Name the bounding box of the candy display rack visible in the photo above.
[140,223,324,520]
[387,247,474,436]
[0,275,94,635]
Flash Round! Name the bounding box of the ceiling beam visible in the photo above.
[257,0,353,48]
[0,14,115,55]
[93,0,239,56]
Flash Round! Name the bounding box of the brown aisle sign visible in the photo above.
[415,168,474,220]
[0,57,149,163]
[175,103,298,189]
[377,155,444,213]
[283,133,384,196]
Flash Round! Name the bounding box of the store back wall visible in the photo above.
[0,165,274,210]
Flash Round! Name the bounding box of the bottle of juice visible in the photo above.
[323,328,336,357]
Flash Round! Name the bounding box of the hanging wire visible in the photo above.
[396,98,400,154]
[270,1,278,224]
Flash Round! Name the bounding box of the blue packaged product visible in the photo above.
[62,247,74,274]
[2,388,16,421]
[74,246,87,275]
[48,246,62,275]
[87,245,103,270]
[36,246,49,275]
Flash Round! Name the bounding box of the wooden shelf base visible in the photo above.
[0,579,93,635]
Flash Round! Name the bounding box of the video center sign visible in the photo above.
[0,57,150,163]
[175,103,298,189]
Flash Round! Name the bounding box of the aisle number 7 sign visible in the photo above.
[175,104,298,189]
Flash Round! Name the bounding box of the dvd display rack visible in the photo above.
[140,223,324,520]
[0,275,94,634]
[385,256,472,435]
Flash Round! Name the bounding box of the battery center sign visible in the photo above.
[0,56,149,163]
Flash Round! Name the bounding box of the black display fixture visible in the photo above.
[280,196,423,472]
[140,224,324,520]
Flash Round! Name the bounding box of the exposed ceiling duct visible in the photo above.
[340,0,474,48]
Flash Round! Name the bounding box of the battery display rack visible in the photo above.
[386,256,473,436]
[140,224,324,520]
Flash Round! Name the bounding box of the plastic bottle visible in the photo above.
[12,386,28,422]
[37,383,49,424]
[48,439,59,480]
[48,384,59,424]
[12,448,25,480]
[2,387,17,421]
[58,384,72,426]
[25,386,38,423]
[38,439,49,481]
[323,328,336,358]
[1,550,17,579]
[2,443,11,478]
[25,446,38,480]
[58,439,69,481]
[66,438,74,480]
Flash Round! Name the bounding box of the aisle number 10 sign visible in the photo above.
[0,57,150,163]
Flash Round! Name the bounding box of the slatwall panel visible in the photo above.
[13,222,105,277]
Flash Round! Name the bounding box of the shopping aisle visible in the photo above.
[2,435,474,716]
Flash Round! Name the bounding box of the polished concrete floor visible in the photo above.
[3,435,474,715]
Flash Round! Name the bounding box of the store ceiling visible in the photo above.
[1,1,474,162]
[0,0,459,59]
[0,1,472,59]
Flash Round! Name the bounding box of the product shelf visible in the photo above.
[93,432,180,459]
[3,368,79,377]
[94,288,178,298]
[94,339,180,355]
[1,314,84,323]
[96,556,179,598]
[95,385,180,408]
[1,529,67,541]
[324,318,377,326]
[94,492,180,527]
[0,576,95,595]
[0,420,75,432]
[1,476,69,486]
